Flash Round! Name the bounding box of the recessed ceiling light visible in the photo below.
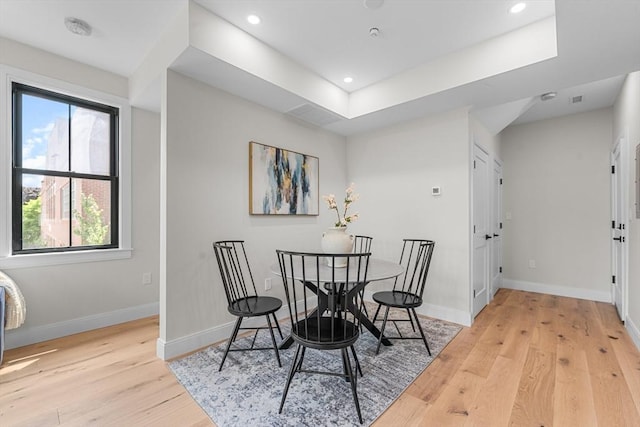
[64,17,92,36]
[343,77,354,83]
[247,14,261,25]
[510,2,526,14]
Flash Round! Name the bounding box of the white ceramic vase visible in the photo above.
[321,227,354,267]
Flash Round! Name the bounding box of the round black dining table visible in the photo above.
[270,257,404,349]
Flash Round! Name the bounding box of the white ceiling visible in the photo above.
[197,0,556,92]
[0,0,185,77]
[1,0,639,135]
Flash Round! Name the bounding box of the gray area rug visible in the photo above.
[169,305,461,426]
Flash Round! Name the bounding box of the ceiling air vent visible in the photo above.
[285,103,344,127]
[571,95,583,104]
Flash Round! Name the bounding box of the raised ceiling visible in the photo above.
[196,0,556,92]
[1,0,639,135]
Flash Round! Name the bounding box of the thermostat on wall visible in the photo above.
[431,186,441,196]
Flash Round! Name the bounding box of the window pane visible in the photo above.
[13,83,119,254]
[71,179,112,247]
[61,182,70,220]
[41,175,71,248]
[21,94,69,172]
[21,174,44,250]
[71,107,110,175]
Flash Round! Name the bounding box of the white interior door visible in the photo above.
[611,141,626,321]
[473,145,490,317]
[491,159,503,297]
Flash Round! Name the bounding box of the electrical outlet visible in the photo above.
[264,278,272,291]
[528,259,536,269]
[142,272,152,285]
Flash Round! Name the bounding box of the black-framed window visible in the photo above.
[12,82,119,254]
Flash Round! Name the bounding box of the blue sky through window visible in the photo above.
[21,94,68,187]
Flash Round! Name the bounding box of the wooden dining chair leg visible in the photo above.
[411,308,431,356]
[272,313,284,339]
[265,315,282,367]
[279,344,303,414]
[376,306,391,355]
[219,316,243,371]
[342,348,363,424]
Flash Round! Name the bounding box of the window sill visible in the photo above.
[0,248,133,269]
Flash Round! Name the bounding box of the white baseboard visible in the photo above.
[415,302,472,327]
[158,291,472,360]
[501,279,611,303]
[157,301,307,360]
[159,316,282,360]
[157,320,234,361]
[362,290,471,327]
[625,316,640,351]
[5,302,159,350]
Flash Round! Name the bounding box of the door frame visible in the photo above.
[611,133,629,322]
[490,157,503,298]
[471,142,491,319]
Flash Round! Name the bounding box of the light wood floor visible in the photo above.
[1,289,639,426]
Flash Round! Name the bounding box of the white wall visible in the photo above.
[500,108,613,301]
[613,71,640,348]
[4,30,629,357]
[1,39,161,348]
[346,108,471,325]
[160,70,347,357]
[0,38,127,98]
[470,115,501,159]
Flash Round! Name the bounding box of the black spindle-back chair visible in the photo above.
[353,235,373,254]
[213,240,283,371]
[276,250,371,424]
[352,235,373,317]
[371,239,435,355]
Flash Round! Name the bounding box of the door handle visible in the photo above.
[485,234,492,240]
[613,236,625,242]
[493,234,500,237]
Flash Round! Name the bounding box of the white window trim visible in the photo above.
[0,65,132,269]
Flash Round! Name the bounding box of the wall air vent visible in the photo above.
[285,103,344,127]
[571,95,583,104]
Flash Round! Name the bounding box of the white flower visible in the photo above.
[322,194,337,209]
[323,184,360,227]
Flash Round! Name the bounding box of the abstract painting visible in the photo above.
[249,141,319,215]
